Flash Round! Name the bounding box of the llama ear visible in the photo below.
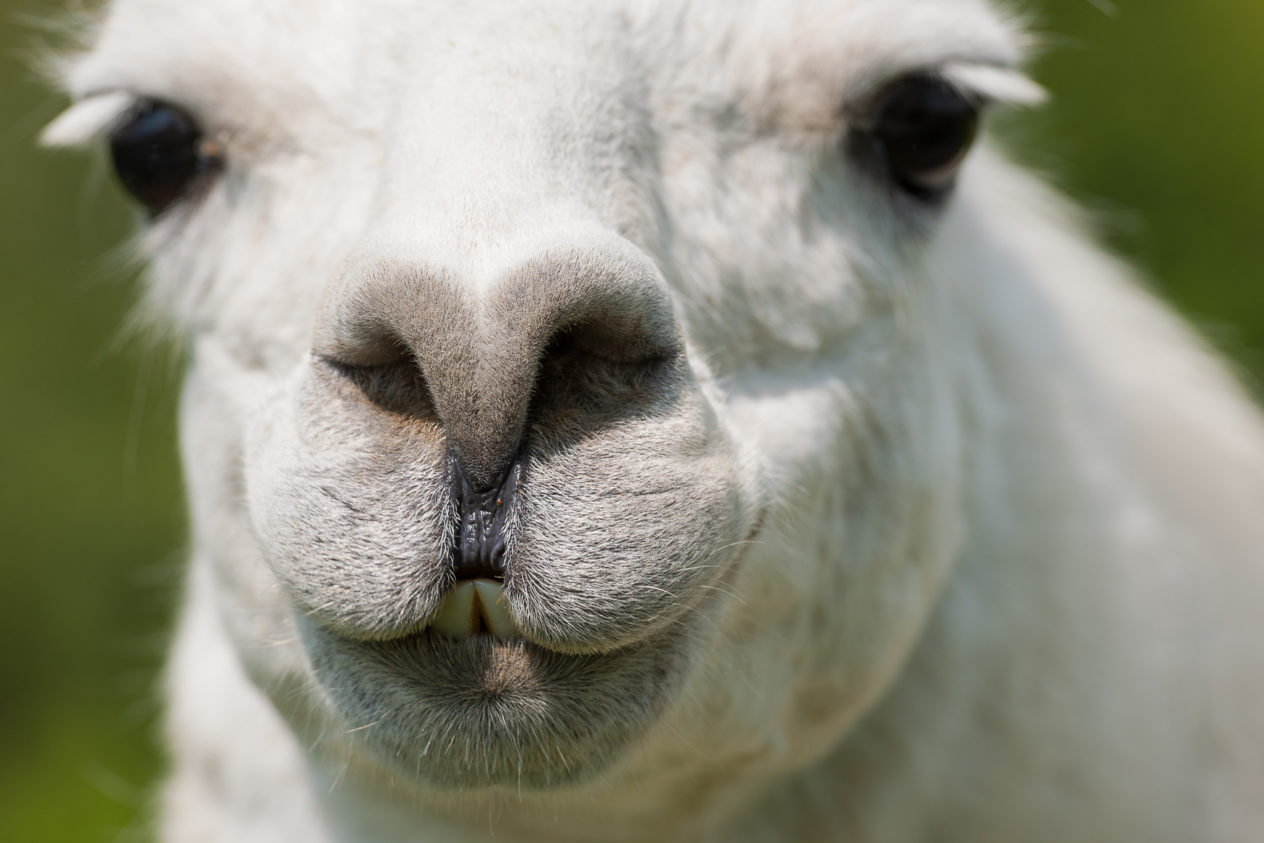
[940,63,1047,107]
[39,91,134,148]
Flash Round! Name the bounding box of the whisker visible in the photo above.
[698,583,748,607]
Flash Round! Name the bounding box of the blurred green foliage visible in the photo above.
[1014,0,1264,383]
[1,0,1260,840]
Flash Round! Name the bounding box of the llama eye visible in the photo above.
[108,100,222,216]
[861,75,980,202]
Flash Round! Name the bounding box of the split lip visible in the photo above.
[450,457,520,582]
[428,578,519,640]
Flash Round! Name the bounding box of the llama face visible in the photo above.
[49,0,1033,792]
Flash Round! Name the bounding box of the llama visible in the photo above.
[43,0,1264,840]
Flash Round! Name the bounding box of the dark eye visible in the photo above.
[857,75,980,202]
[109,100,222,216]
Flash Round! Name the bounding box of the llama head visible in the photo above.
[46,0,1041,795]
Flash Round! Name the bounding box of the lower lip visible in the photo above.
[303,624,689,788]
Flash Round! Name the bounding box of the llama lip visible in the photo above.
[428,578,519,640]
[450,458,519,581]
[303,612,693,788]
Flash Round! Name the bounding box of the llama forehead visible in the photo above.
[634,0,1024,126]
[62,0,1024,145]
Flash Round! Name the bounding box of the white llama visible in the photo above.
[43,0,1264,841]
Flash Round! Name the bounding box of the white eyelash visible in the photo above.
[39,91,137,148]
[941,62,1047,107]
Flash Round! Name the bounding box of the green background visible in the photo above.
[1,1,1261,839]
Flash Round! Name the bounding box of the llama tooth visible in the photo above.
[472,579,518,640]
[430,581,478,639]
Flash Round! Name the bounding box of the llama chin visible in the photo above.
[44,1,1264,841]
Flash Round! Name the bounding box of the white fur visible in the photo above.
[46,1,1264,840]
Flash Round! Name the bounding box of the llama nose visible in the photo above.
[313,232,682,491]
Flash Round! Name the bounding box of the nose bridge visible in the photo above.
[315,229,680,490]
[362,0,661,266]
[374,11,633,246]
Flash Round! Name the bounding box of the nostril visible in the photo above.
[533,318,681,416]
[542,316,678,368]
[315,341,438,421]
